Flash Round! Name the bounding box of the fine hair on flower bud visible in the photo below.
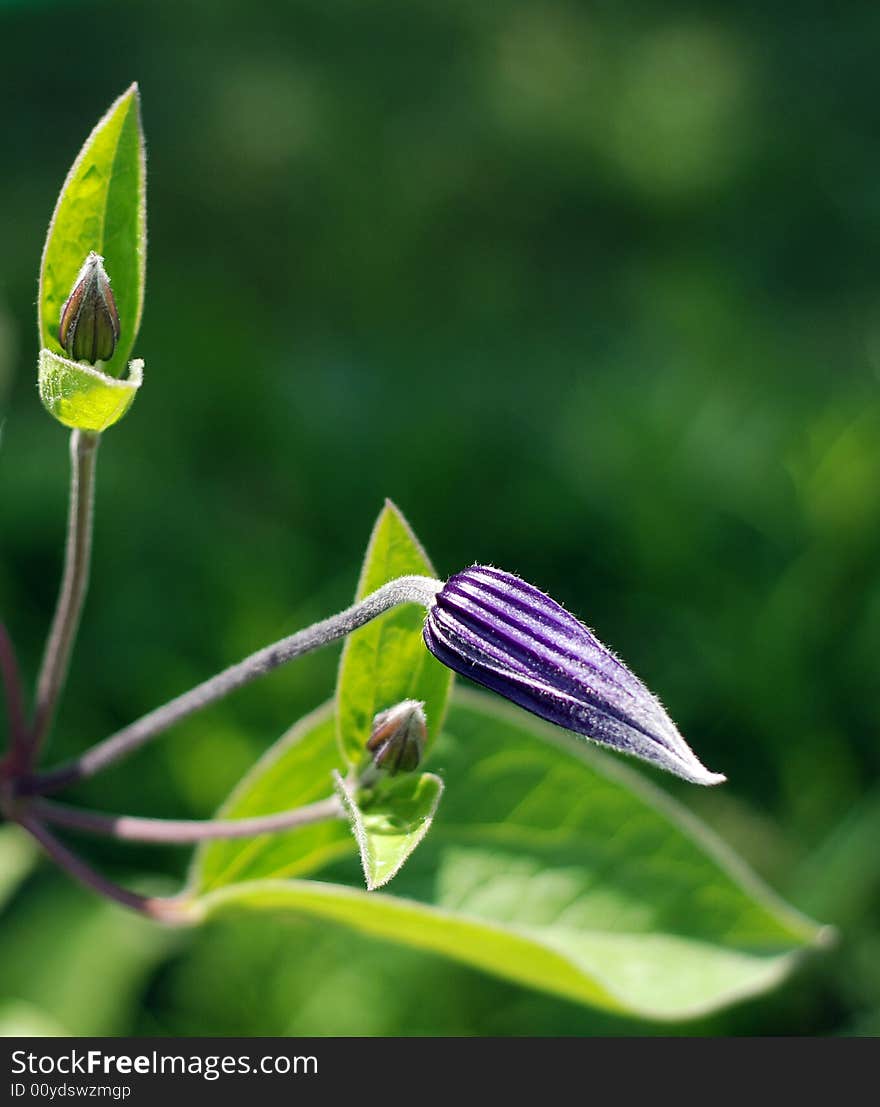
[364,700,428,777]
[423,565,725,786]
[58,252,121,365]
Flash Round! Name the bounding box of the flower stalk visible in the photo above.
[17,814,187,923]
[22,574,442,796]
[30,795,344,844]
[30,429,100,762]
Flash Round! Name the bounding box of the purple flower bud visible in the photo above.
[58,252,120,364]
[423,566,724,786]
[365,700,427,776]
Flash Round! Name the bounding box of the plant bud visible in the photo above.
[58,252,120,364]
[424,565,725,786]
[365,700,427,776]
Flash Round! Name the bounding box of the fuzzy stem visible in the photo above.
[24,574,442,796]
[31,795,344,844]
[30,430,100,761]
[0,621,28,774]
[18,814,187,923]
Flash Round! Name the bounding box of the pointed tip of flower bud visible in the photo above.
[663,754,726,788]
[364,700,427,777]
[58,252,120,365]
[423,565,726,787]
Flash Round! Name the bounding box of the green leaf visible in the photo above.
[39,83,146,378]
[195,689,827,1020]
[334,769,444,890]
[336,499,452,766]
[0,824,38,914]
[38,349,143,432]
[191,703,353,894]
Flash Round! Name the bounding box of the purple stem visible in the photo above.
[23,574,441,797]
[31,795,344,844]
[18,814,189,924]
[0,621,28,774]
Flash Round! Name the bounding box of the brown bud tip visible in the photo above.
[365,700,427,776]
[58,252,120,364]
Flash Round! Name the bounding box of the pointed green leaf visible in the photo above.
[195,688,828,1020]
[191,703,353,894]
[38,349,143,432]
[336,500,452,767]
[334,769,444,890]
[39,84,146,378]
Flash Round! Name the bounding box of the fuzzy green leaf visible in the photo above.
[38,349,143,432]
[334,769,444,890]
[336,500,452,767]
[39,84,146,378]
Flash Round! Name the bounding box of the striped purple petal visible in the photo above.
[423,565,724,786]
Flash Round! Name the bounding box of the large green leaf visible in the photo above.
[336,500,452,767]
[39,84,146,378]
[191,703,353,894]
[334,769,444,890]
[194,689,827,1020]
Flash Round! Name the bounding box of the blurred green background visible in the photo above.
[1,0,879,1036]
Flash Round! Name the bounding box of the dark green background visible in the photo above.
[1,0,878,1035]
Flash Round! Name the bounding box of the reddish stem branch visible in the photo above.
[31,794,344,844]
[18,814,190,924]
[0,621,29,774]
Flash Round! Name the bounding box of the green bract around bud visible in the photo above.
[58,252,120,365]
[365,700,427,777]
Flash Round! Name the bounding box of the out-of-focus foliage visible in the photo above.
[1,0,878,1035]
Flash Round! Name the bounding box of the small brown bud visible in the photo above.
[58,252,120,364]
[365,700,427,777]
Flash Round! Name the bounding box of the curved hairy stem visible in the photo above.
[31,794,344,844]
[24,574,442,795]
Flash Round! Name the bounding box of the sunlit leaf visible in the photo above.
[39,84,146,379]
[195,689,827,1019]
[38,349,143,432]
[334,769,444,890]
[336,500,452,767]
